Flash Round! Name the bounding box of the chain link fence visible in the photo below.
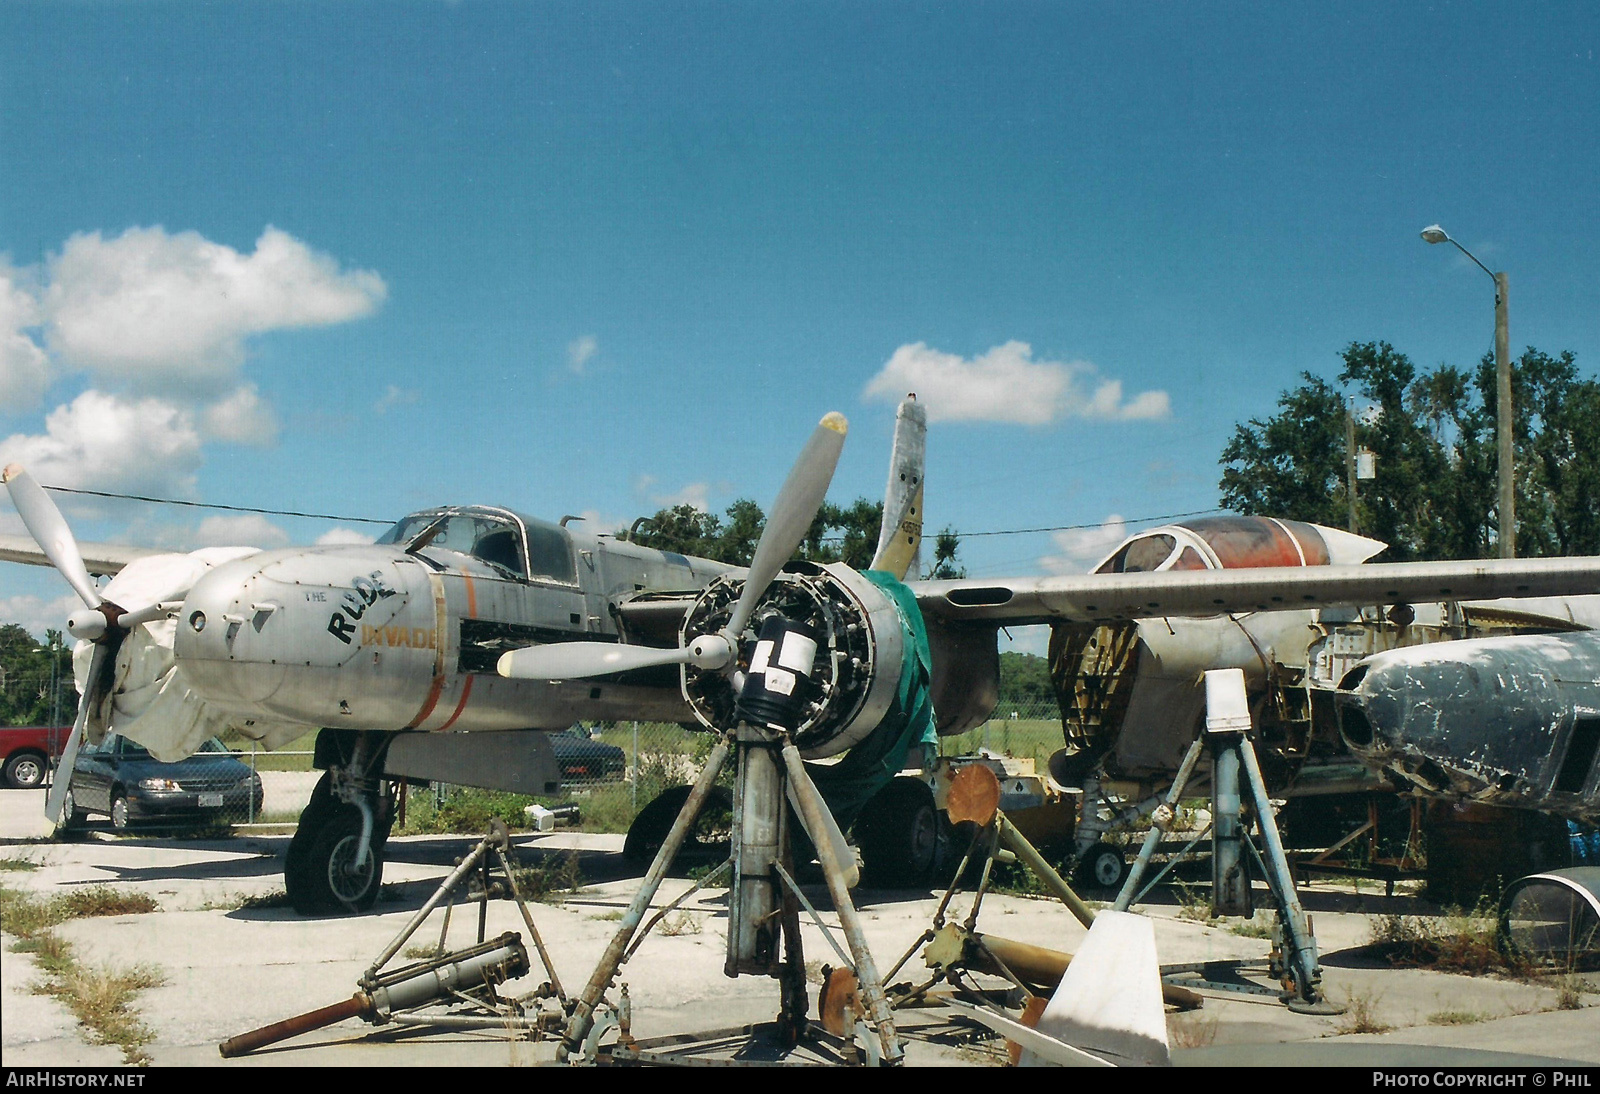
[40,697,1067,836]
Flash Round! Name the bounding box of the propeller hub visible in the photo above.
[66,606,109,642]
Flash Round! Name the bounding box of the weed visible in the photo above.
[403,944,442,960]
[657,911,703,937]
[1,886,164,1065]
[1555,976,1585,1011]
[686,862,731,889]
[1366,902,1527,976]
[589,910,624,922]
[0,856,38,871]
[58,887,158,919]
[1229,912,1274,939]
[1168,1013,1219,1049]
[38,962,165,1066]
[511,853,583,903]
[1336,990,1393,1035]
[1173,882,1217,924]
[1428,1010,1486,1025]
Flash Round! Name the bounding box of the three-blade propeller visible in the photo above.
[497,411,849,683]
[2,464,158,823]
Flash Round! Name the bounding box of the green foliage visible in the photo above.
[1220,341,1600,560]
[996,652,1053,708]
[0,624,73,727]
[621,495,964,576]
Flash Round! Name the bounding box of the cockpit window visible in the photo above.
[525,522,576,584]
[1095,534,1176,574]
[382,511,530,579]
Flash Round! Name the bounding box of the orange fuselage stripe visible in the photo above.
[437,674,475,731]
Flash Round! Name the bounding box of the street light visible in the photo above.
[1421,224,1514,558]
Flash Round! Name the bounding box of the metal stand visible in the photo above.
[220,820,565,1057]
[557,721,903,1066]
[1112,669,1340,1013]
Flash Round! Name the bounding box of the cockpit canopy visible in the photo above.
[378,506,577,584]
[1092,516,1385,574]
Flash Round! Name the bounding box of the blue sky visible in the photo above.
[3,2,1598,647]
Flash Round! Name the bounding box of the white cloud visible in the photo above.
[315,527,377,546]
[0,592,82,642]
[43,225,386,389]
[0,259,49,410]
[374,385,418,414]
[193,514,289,548]
[0,390,203,497]
[1039,514,1129,574]
[654,481,712,512]
[201,384,278,446]
[863,341,1170,425]
[567,335,598,374]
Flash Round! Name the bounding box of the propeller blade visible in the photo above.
[3,464,103,611]
[497,634,733,681]
[725,412,848,639]
[45,642,109,825]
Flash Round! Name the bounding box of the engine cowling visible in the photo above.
[680,562,907,759]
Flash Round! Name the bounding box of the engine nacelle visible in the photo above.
[680,562,906,759]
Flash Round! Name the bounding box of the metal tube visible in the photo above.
[491,843,565,1002]
[365,837,495,982]
[997,813,1097,928]
[1115,736,1204,911]
[1236,737,1322,1001]
[560,735,732,1062]
[781,740,902,1066]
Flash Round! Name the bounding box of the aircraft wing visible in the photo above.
[911,556,1600,627]
[0,533,162,576]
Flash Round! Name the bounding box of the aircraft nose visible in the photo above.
[175,556,289,705]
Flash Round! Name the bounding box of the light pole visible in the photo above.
[1421,224,1513,558]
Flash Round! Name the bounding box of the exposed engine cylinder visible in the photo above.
[681,561,906,759]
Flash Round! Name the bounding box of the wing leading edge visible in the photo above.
[912,556,1600,627]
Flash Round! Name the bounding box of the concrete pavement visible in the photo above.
[1,786,1596,1068]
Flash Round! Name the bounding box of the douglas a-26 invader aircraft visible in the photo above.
[6,396,1600,913]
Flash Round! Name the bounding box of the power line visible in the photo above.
[42,486,391,525]
[38,485,1226,539]
[954,508,1226,537]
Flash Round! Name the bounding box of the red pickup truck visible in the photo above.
[0,727,68,789]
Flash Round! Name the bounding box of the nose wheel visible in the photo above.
[285,769,391,915]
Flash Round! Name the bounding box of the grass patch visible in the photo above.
[1173,882,1219,924]
[1168,1012,1220,1049]
[1229,912,1274,939]
[199,889,290,912]
[0,885,164,1065]
[1366,903,1528,976]
[1428,1009,1487,1025]
[1555,976,1585,1010]
[0,856,39,871]
[58,886,158,919]
[1336,990,1394,1035]
[656,911,702,937]
[511,852,583,903]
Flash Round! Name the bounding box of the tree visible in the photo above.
[0,624,72,727]
[624,496,964,577]
[1219,340,1600,561]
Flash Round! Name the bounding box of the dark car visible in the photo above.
[549,725,627,785]
[61,734,264,830]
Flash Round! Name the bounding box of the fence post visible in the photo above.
[248,745,257,824]
[631,722,639,810]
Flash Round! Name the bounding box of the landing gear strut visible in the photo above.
[286,730,396,915]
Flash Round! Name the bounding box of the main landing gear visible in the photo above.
[286,730,397,916]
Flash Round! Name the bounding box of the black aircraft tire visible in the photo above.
[856,778,946,889]
[1075,842,1127,891]
[303,807,384,915]
[623,784,733,871]
[285,772,338,914]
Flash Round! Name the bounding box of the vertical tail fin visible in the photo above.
[869,394,926,578]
